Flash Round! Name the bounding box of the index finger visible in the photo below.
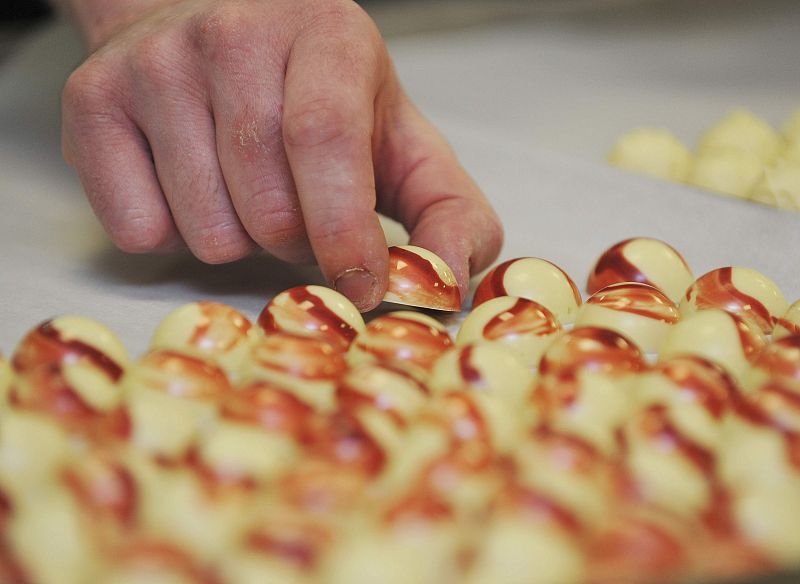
[282,16,389,312]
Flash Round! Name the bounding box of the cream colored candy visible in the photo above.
[782,107,800,143]
[587,237,693,304]
[749,159,800,210]
[383,245,461,312]
[538,326,646,379]
[576,282,679,353]
[635,356,736,451]
[348,311,453,379]
[473,258,582,324]
[783,138,800,163]
[0,410,72,497]
[320,527,457,584]
[132,463,251,560]
[336,363,428,427]
[622,406,714,519]
[774,299,800,339]
[243,333,347,412]
[423,390,522,457]
[687,147,765,198]
[123,350,230,458]
[681,266,788,335]
[513,427,618,530]
[745,334,800,394]
[456,296,561,369]
[198,420,298,484]
[220,380,314,437]
[734,484,800,565]
[697,109,782,163]
[257,285,366,351]
[428,343,535,406]
[150,301,257,381]
[0,353,13,407]
[659,309,766,384]
[465,516,585,584]
[719,401,800,491]
[8,490,100,584]
[607,128,692,182]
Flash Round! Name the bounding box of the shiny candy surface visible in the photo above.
[428,343,535,406]
[456,296,561,369]
[336,363,428,427]
[539,326,646,379]
[258,286,366,351]
[681,267,788,335]
[348,311,453,377]
[149,301,256,380]
[383,246,461,312]
[587,238,693,304]
[660,309,766,384]
[473,257,582,324]
[771,299,800,340]
[576,283,680,353]
[244,333,347,411]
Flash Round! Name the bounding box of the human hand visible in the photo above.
[61,0,503,310]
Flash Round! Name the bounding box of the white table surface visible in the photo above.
[1,1,799,357]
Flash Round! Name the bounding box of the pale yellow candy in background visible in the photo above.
[783,139,800,163]
[687,147,764,199]
[697,109,783,163]
[750,160,800,211]
[607,128,692,182]
[734,484,800,565]
[783,107,800,143]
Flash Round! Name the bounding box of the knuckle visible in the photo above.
[190,4,250,62]
[109,211,174,254]
[62,62,116,118]
[253,209,308,250]
[310,213,361,248]
[188,218,254,264]
[283,98,354,150]
[129,33,182,88]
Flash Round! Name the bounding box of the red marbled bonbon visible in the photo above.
[258,286,364,351]
[648,356,737,420]
[384,246,461,312]
[61,453,138,528]
[349,312,453,374]
[539,327,646,378]
[249,334,347,383]
[586,283,680,324]
[473,258,582,321]
[132,349,232,401]
[587,238,693,304]
[682,267,785,334]
[13,320,124,381]
[221,380,315,437]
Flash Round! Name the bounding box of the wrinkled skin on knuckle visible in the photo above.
[189,220,254,264]
[109,212,174,254]
[283,98,357,150]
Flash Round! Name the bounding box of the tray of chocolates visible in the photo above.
[1,241,799,584]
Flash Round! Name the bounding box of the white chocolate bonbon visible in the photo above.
[587,238,693,304]
[659,309,766,384]
[473,258,582,324]
[150,301,257,380]
[697,109,782,164]
[456,296,561,368]
[681,266,788,335]
[258,285,366,351]
[576,283,679,353]
[687,147,765,199]
[2,239,800,584]
[607,128,692,182]
[749,160,800,211]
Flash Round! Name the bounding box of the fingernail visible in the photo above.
[334,268,379,312]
